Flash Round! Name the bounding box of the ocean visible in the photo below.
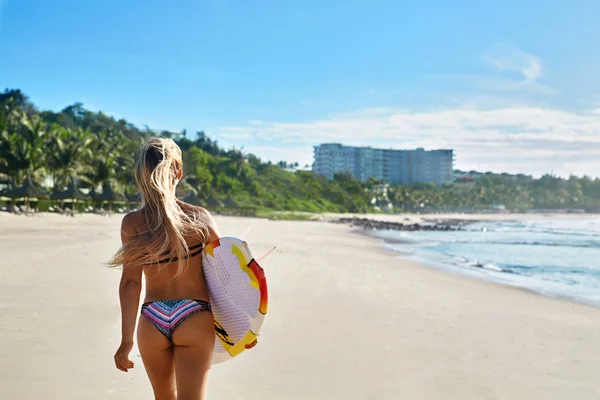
[369,219,600,307]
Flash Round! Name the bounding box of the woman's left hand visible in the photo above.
[114,341,135,372]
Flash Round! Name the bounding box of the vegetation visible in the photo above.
[385,173,600,212]
[255,210,317,221]
[0,89,372,213]
[2,88,600,214]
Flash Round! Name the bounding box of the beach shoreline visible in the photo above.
[324,211,600,224]
[1,212,599,399]
[362,226,600,307]
[348,213,600,309]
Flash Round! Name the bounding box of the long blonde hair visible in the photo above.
[109,137,207,275]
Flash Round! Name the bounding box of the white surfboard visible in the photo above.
[202,237,269,364]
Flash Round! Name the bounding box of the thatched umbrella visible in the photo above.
[206,196,224,210]
[126,192,142,204]
[97,187,127,212]
[182,192,206,207]
[1,178,49,210]
[52,184,91,201]
[0,187,10,201]
[223,195,239,208]
[0,173,9,187]
[51,183,92,215]
[0,189,11,203]
[89,189,101,203]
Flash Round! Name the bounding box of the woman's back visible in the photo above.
[123,202,220,303]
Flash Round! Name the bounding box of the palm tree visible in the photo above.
[82,132,130,193]
[227,147,249,178]
[45,126,94,189]
[112,139,140,189]
[0,113,47,185]
[0,131,10,170]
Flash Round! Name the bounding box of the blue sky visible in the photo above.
[2,0,600,177]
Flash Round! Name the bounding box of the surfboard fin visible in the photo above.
[256,246,277,262]
[240,226,252,240]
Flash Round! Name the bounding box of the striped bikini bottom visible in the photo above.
[140,299,212,341]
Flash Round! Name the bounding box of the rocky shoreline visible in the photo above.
[332,217,466,231]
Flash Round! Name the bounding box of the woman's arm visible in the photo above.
[114,213,142,372]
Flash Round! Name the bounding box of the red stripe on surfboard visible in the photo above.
[248,259,268,314]
[245,338,258,349]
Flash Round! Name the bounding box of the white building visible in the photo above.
[313,143,454,185]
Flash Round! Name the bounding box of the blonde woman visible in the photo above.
[110,137,219,400]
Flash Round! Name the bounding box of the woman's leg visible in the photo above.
[137,316,177,400]
[171,311,216,400]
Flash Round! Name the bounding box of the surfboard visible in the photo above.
[202,236,269,364]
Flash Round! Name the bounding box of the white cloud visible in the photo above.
[434,45,556,95]
[445,74,557,95]
[216,105,600,177]
[482,45,543,84]
[213,45,594,177]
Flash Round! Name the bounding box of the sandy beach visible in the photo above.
[1,212,599,400]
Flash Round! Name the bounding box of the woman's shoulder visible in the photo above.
[121,210,144,233]
[122,209,143,225]
[119,210,143,243]
[177,201,220,241]
[178,201,211,218]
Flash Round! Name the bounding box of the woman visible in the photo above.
[109,137,219,400]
